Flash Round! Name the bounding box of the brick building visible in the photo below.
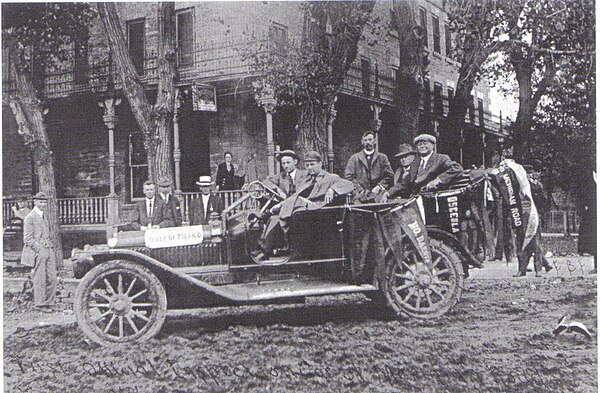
[2,1,506,229]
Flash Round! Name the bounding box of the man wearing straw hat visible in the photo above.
[189,175,223,226]
[21,192,57,309]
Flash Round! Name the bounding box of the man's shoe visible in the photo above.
[250,250,269,262]
[513,271,526,277]
[545,265,553,273]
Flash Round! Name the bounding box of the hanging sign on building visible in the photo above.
[192,83,217,112]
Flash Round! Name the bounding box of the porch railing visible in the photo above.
[3,197,108,227]
[181,190,257,223]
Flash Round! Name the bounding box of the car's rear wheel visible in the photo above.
[74,260,167,346]
[381,238,464,319]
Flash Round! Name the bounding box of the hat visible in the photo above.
[395,143,417,157]
[276,149,299,162]
[157,177,172,187]
[414,134,436,145]
[33,192,49,200]
[195,175,214,186]
[304,151,322,162]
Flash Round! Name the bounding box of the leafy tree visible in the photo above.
[247,1,375,162]
[97,3,177,182]
[2,3,95,267]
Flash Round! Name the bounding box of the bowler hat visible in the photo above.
[33,192,49,200]
[157,177,172,187]
[395,143,417,157]
[276,149,299,162]
[195,175,214,186]
[414,134,436,145]
[304,151,322,162]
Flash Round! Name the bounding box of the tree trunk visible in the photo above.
[4,36,63,268]
[510,60,533,159]
[98,2,177,183]
[295,103,330,162]
[392,0,424,143]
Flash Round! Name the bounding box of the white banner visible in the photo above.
[144,225,204,249]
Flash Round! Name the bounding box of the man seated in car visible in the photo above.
[384,134,463,199]
[253,150,354,261]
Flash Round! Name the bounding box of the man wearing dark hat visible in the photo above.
[381,143,418,201]
[21,192,57,308]
[125,180,169,231]
[189,175,223,225]
[344,131,393,203]
[264,150,308,198]
[157,177,181,227]
[253,151,354,261]
[389,134,463,197]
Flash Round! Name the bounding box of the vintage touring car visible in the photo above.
[71,181,478,346]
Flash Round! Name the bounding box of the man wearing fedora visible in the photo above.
[125,180,169,231]
[21,192,57,308]
[157,177,182,227]
[189,175,223,226]
[388,134,463,198]
[264,149,308,198]
[254,151,353,261]
[381,143,418,201]
[344,130,393,203]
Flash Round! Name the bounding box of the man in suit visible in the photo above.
[21,192,57,308]
[157,177,182,227]
[124,180,169,231]
[386,134,463,199]
[344,131,393,203]
[253,151,354,261]
[189,175,223,226]
[264,149,308,198]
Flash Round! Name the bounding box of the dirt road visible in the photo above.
[4,273,597,393]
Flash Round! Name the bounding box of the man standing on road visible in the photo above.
[21,192,57,309]
[344,131,393,203]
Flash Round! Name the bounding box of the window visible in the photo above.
[361,58,371,96]
[176,9,194,67]
[127,19,145,75]
[419,8,428,48]
[128,133,148,200]
[269,22,288,55]
[433,82,443,116]
[447,87,454,101]
[432,15,441,54]
[73,37,88,85]
[445,23,452,58]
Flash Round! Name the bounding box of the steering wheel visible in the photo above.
[247,180,283,201]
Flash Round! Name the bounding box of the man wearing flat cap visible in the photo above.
[189,175,223,226]
[21,192,57,309]
[387,134,463,198]
[381,143,418,202]
[157,177,181,227]
[253,151,354,261]
[344,131,393,203]
[264,150,308,199]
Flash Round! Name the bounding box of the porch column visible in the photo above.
[259,97,277,176]
[99,97,121,232]
[327,97,337,172]
[173,88,182,197]
[370,104,382,152]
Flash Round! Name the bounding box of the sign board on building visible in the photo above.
[192,83,217,112]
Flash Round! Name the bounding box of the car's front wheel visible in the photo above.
[74,260,167,346]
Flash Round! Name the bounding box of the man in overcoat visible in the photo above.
[344,131,393,203]
[254,151,354,261]
[387,134,463,198]
[21,192,57,308]
[189,176,224,225]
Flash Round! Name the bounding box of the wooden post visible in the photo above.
[173,88,182,198]
[99,96,121,235]
[370,104,382,152]
[255,85,277,176]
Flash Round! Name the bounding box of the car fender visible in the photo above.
[425,227,483,268]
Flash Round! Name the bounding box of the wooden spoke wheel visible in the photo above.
[74,260,167,346]
[382,238,464,319]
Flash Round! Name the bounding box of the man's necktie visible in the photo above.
[148,200,153,219]
[289,173,295,194]
[418,159,426,176]
[299,175,317,198]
